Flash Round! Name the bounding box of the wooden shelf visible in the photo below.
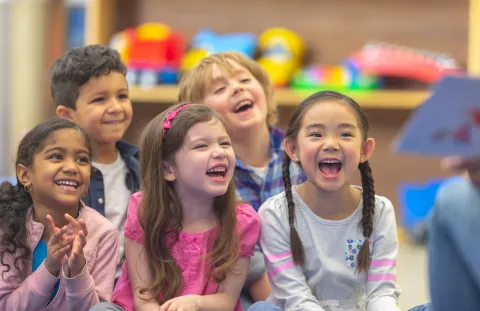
[129,85,430,110]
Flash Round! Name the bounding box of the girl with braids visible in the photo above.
[94,104,271,311]
[0,117,119,311]
[258,91,401,311]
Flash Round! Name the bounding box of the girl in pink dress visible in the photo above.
[97,103,262,311]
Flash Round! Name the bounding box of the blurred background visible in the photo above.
[1,0,479,309]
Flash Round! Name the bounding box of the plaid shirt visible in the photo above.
[234,127,307,211]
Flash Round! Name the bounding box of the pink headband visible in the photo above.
[163,104,192,136]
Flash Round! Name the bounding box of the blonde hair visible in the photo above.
[178,51,278,126]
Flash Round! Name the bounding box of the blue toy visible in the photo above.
[192,29,258,58]
[399,176,463,230]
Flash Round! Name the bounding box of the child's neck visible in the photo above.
[33,200,79,241]
[231,122,270,168]
[297,182,361,221]
[93,141,118,164]
[178,195,217,233]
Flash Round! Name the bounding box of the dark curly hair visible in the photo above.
[0,117,91,281]
[49,44,127,109]
[282,91,375,273]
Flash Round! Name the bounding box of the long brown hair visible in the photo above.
[138,103,239,303]
[178,51,278,126]
[283,91,375,273]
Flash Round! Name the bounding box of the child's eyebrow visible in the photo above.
[305,123,357,130]
[211,76,228,85]
[44,146,90,155]
[44,146,66,153]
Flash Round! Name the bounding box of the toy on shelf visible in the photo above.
[291,62,380,91]
[346,41,464,84]
[256,28,305,88]
[109,23,186,88]
[181,29,257,73]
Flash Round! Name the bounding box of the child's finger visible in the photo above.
[78,219,88,237]
[159,300,172,311]
[46,215,57,236]
[64,213,81,233]
[51,234,73,252]
[77,230,87,248]
[51,242,71,260]
[48,225,69,245]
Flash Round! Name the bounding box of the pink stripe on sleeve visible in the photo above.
[370,259,396,267]
[265,251,292,262]
[268,260,296,278]
[368,273,396,282]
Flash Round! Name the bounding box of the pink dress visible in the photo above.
[112,192,260,311]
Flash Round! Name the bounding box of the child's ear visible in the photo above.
[16,164,32,189]
[56,105,76,122]
[284,138,300,163]
[163,161,177,181]
[360,138,376,163]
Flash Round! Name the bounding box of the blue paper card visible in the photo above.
[393,75,480,157]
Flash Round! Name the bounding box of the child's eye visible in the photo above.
[240,78,251,83]
[118,94,129,100]
[92,97,104,103]
[214,87,225,94]
[78,156,90,164]
[49,153,62,160]
[341,132,354,137]
[194,144,208,149]
[308,133,322,138]
[220,141,232,147]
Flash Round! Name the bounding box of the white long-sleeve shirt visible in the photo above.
[258,186,401,311]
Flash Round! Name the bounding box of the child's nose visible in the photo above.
[213,148,226,159]
[63,160,79,173]
[323,137,340,151]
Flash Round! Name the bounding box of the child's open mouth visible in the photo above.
[206,166,228,181]
[103,120,123,125]
[318,159,342,178]
[55,179,79,192]
[234,100,253,113]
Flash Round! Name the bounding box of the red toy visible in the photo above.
[347,42,464,84]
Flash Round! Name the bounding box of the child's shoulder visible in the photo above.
[116,140,139,159]
[372,193,396,225]
[234,202,259,224]
[259,190,287,212]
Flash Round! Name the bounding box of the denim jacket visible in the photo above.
[84,140,140,215]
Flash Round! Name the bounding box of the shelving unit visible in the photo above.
[130,85,429,109]
[82,0,480,214]
[83,0,478,110]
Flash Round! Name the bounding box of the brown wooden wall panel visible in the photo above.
[116,0,468,66]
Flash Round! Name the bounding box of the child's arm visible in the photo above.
[126,237,163,311]
[54,214,119,310]
[259,202,326,311]
[248,272,272,302]
[63,227,119,311]
[0,225,71,310]
[366,198,401,311]
[160,257,250,311]
[246,244,272,301]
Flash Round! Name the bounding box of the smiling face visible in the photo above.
[202,61,268,133]
[17,128,91,209]
[57,71,132,146]
[285,101,375,192]
[163,118,236,199]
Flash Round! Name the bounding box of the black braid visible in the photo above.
[356,160,375,273]
[282,153,305,266]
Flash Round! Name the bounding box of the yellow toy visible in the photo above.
[257,28,305,87]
